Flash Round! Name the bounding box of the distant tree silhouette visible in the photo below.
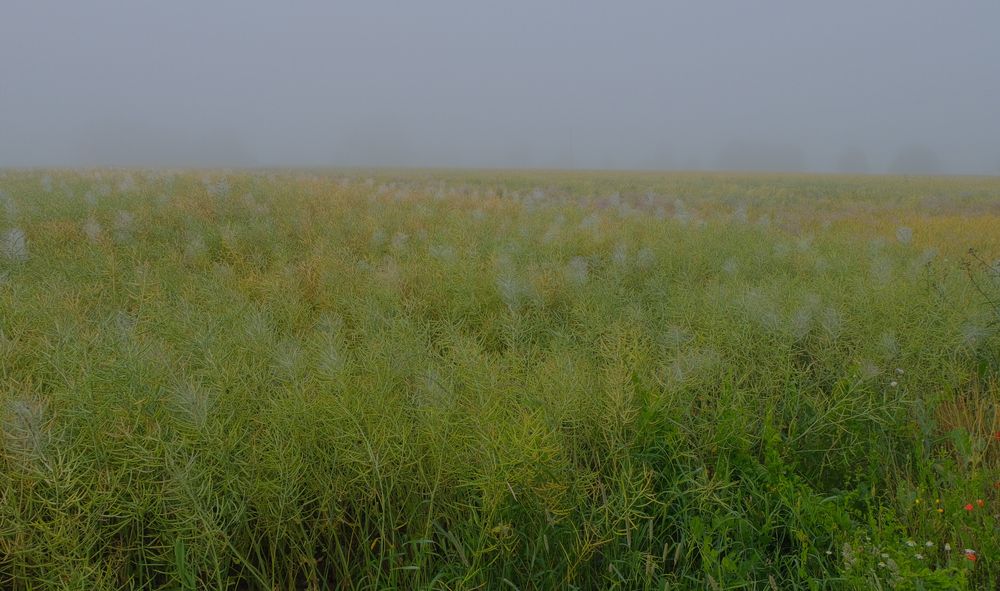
[683,155,703,171]
[77,124,257,168]
[836,146,871,174]
[717,140,805,173]
[889,144,943,174]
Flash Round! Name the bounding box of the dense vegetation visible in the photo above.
[1,169,998,589]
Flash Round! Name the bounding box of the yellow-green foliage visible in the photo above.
[0,169,998,589]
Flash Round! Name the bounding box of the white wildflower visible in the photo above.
[204,176,229,198]
[870,256,893,286]
[390,232,410,251]
[814,256,830,274]
[2,397,49,460]
[183,234,206,260]
[114,311,136,339]
[732,203,748,224]
[428,243,456,263]
[579,212,600,231]
[114,210,135,243]
[1,191,17,220]
[612,242,628,266]
[274,338,305,378]
[859,360,881,379]
[879,332,899,358]
[659,325,692,350]
[496,274,528,311]
[566,256,589,285]
[909,248,937,273]
[317,345,346,379]
[243,309,272,345]
[3,228,28,262]
[636,247,655,268]
[960,323,988,348]
[790,305,814,340]
[118,174,135,193]
[413,368,455,411]
[242,193,268,215]
[666,348,720,386]
[172,382,212,429]
[541,215,565,243]
[842,543,857,569]
[820,307,842,339]
[673,199,691,224]
[742,289,783,333]
[83,217,102,243]
[0,330,13,357]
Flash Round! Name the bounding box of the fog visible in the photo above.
[2,1,999,174]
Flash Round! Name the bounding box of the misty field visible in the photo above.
[1,169,998,590]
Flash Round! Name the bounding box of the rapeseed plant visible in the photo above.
[0,169,997,590]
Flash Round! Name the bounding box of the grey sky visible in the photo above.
[2,1,999,173]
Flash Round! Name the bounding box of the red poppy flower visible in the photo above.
[976,499,985,507]
[964,503,974,511]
